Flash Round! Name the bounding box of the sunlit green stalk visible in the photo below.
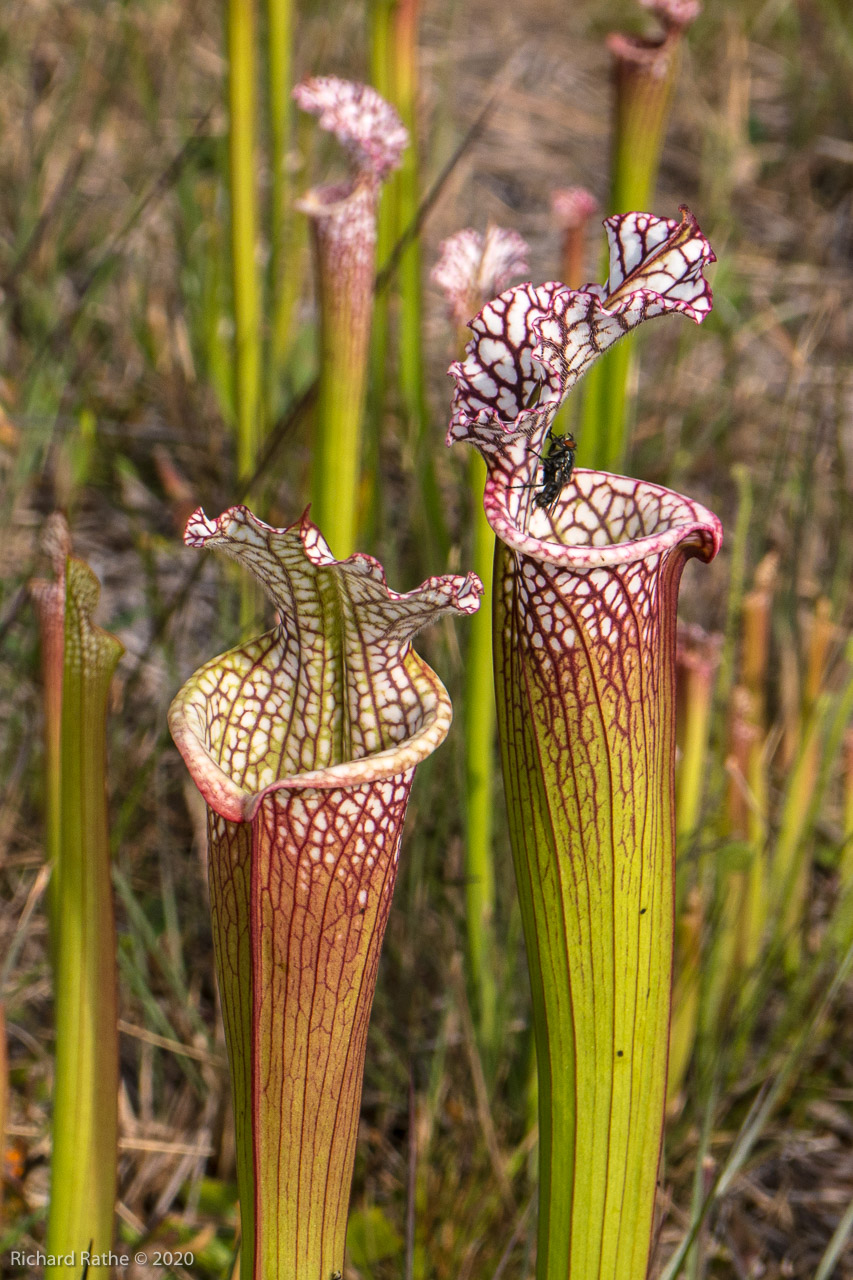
[581,12,694,471]
[373,0,449,567]
[45,558,123,1279]
[266,0,295,411]
[710,686,763,1020]
[462,452,497,1053]
[669,626,721,1103]
[392,0,425,428]
[367,0,397,541]
[667,887,703,1106]
[774,703,826,967]
[432,225,530,1064]
[227,0,262,489]
[675,626,721,846]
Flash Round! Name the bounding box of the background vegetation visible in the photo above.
[1,0,853,1276]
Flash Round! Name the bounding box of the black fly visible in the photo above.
[513,381,576,511]
[533,429,576,511]
[512,428,577,512]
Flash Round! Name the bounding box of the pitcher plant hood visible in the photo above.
[447,205,715,533]
[446,204,721,1279]
[168,506,480,1280]
[170,506,482,818]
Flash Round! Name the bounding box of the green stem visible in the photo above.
[366,0,397,545]
[667,888,703,1103]
[400,4,449,566]
[307,182,377,559]
[463,453,498,1059]
[675,643,718,844]
[581,35,681,473]
[46,559,122,1278]
[227,0,262,491]
[373,0,449,568]
[266,0,295,416]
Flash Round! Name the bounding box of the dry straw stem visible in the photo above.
[448,208,719,1279]
[169,505,481,1279]
[32,548,123,1278]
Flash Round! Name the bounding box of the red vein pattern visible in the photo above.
[446,206,715,518]
[491,477,721,1278]
[445,206,721,1277]
[169,506,481,1279]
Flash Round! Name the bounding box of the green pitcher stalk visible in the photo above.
[366,0,398,544]
[227,0,263,490]
[371,0,449,569]
[169,505,481,1278]
[433,223,529,1057]
[447,207,719,1279]
[266,0,295,404]
[295,77,408,559]
[581,0,700,472]
[32,526,123,1278]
